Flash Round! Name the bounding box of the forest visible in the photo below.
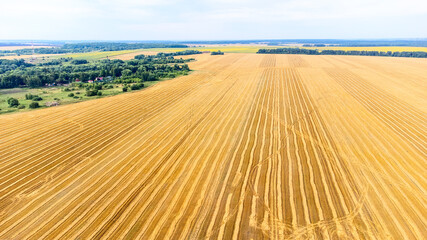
[0,54,192,89]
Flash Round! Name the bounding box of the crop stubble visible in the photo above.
[0,53,426,239]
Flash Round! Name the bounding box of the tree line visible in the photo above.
[211,50,224,55]
[257,48,427,58]
[135,50,202,60]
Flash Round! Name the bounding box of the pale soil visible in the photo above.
[107,51,159,60]
[0,54,64,60]
[0,45,53,51]
[0,53,425,239]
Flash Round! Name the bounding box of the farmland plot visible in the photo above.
[0,53,426,239]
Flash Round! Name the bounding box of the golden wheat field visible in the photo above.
[0,53,426,239]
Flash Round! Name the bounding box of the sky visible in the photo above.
[0,0,426,40]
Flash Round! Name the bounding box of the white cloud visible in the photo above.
[0,0,426,40]
[188,0,427,22]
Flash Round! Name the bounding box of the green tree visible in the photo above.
[121,69,132,77]
[8,98,19,107]
[85,90,98,96]
[29,102,40,108]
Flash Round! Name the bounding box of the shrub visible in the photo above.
[73,96,79,99]
[211,50,224,55]
[32,96,43,101]
[75,92,80,94]
[122,77,142,83]
[93,85,103,90]
[25,93,34,100]
[25,94,42,100]
[29,102,40,108]
[130,83,144,90]
[63,87,71,92]
[17,105,26,109]
[97,91,102,96]
[122,87,128,92]
[72,83,84,89]
[167,73,176,78]
[54,97,60,100]
[68,93,75,97]
[71,59,88,65]
[85,90,98,96]
[8,98,19,107]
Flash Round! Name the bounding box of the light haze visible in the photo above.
[1,0,426,40]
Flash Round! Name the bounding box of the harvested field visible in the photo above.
[107,51,159,60]
[0,53,426,239]
[0,45,53,51]
[0,54,64,60]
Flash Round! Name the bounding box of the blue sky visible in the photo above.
[1,0,426,40]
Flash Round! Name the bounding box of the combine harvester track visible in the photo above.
[0,53,426,239]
